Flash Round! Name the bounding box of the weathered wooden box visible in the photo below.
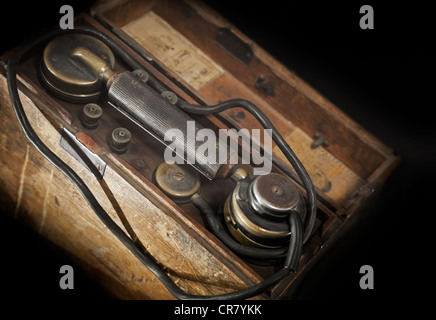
[0,0,399,299]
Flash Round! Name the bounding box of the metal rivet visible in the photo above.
[132,69,150,83]
[161,91,178,105]
[311,133,329,149]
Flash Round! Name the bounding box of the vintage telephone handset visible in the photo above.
[7,26,317,299]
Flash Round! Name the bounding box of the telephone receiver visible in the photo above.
[8,26,317,299]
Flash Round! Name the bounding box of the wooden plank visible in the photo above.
[123,11,224,91]
[273,128,364,205]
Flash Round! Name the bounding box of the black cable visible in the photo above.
[284,206,304,272]
[192,196,288,259]
[7,25,303,300]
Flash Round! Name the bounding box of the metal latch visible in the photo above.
[60,128,106,179]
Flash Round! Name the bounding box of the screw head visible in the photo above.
[132,69,150,83]
[153,162,201,203]
[161,91,178,105]
[110,127,131,154]
[82,103,102,129]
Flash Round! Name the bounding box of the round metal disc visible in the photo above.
[154,162,201,203]
[249,173,300,218]
[40,33,115,102]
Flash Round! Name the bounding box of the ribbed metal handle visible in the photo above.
[107,72,223,179]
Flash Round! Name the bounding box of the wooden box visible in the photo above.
[0,0,399,299]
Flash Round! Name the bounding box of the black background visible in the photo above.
[0,0,434,304]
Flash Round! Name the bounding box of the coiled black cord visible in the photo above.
[7,25,311,299]
[192,196,288,259]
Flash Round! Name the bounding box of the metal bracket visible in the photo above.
[215,28,253,65]
[255,75,275,96]
[347,181,375,202]
[60,128,106,178]
[311,133,329,149]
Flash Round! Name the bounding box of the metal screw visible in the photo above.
[311,133,329,149]
[254,75,274,96]
[271,185,283,196]
[161,91,178,105]
[173,172,185,181]
[110,127,131,154]
[81,103,102,129]
[132,69,150,83]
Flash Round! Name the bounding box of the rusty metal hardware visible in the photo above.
[153,162,201,204]
[161,91,178,105]
[110,127,131,154]
[311,133,329,149]
[132,69,150,83]
[60,128,107,178]
[215,27,253,65]
[254,75,275,96]
[81,103,102,129]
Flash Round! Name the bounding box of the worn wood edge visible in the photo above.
[90,0,126,16]
[367,154,401,188]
